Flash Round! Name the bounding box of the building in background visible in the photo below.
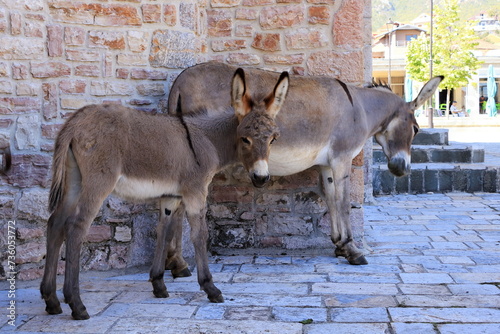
[372,13,500,117]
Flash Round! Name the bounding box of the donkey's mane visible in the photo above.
[365,79,392,92]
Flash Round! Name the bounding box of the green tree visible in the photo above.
[405,0,482,115]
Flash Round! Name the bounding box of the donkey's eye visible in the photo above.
[241,137,251,145]
[413,126,419,135]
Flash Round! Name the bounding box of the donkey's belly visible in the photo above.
[113,176,180,200]
[268,145,329,176]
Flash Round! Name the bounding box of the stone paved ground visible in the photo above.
[1,192,499,333]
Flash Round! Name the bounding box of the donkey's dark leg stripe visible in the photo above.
[151,272,164,282]
[176,96,201,166]
[337,79,354,106]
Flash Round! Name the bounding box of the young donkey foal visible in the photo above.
[40,69,290,320]
[163,62,443,269]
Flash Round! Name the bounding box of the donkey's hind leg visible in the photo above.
[63,184,115,320]
[164,207,191,278]
[40,208,67,315]
[187,208,223,303]
[41,149,83,316]
[150,197,183,298]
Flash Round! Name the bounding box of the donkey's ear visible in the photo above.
[410,76,443,109]
[232,68,250,121]
[265,71,289,119]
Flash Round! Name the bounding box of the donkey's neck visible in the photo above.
[362,89,404,136]
[184,111,239,168]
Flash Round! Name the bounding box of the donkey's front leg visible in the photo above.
[321,164,367,265]
[187,208,223,303]
[150,198,182,298]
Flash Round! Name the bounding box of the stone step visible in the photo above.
[413,128,449,145]
[373,163,500,194]
[373,144,485,164]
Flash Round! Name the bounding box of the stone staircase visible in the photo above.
[372,128,500,194]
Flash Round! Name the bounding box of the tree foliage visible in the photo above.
[405,0,482,93]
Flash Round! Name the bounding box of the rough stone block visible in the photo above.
[453,169,467,192]
[16,227,44,240]
[114,226,132,242]
[31,61,70,78]
[285,28,328,50]
[150,30,198,68]
[47,24,64,57]
[89,30,126,50]
[468,169,483,192]
[42,82,58,120]
[87,225,113,243]
[142,4,161,23]
[332,0,364,50]
[180,3,197,31]
[412,149,429,163]
[307,50,364,82]
[10,12,21,35]
[66,49,100,62]
[59,80,86,94]
[308,6,330,25]
[12,63,29,79]
[136,83,165,96]
[439,170,453,192]
[15,241,45,264]
[227,53,260,65]
[65,26,86,45]
[260,5,304,30]
[212,39,246,52]
[252,33,281,52]
[212,0,242,7]
[235,8,258,20]
[424,169,439,193]
[235,24,254,37]
[263,54,305,65]
[75,64,100,77]
[163,4,176,26]
[127,31,149,52]
[483,168,498,193]
[395,175,409,193]
[207,9,232,37]
[410,170,424,194]
[0,37,45,60]
[17,188,50,221]
[15,114,40,150]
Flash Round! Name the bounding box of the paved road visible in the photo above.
[2,192,499,333]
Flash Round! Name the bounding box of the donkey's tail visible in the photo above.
[48,127,73,212]
[1,146,12,174]
[166,80,181,115]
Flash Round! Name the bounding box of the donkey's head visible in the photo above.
[232,68,289,187]
[375,76,443,177]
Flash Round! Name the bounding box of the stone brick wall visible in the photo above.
[0,0,372,280]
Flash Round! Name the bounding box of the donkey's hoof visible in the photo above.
[334,248,345,258]
[172,267,192,278]
[153,289,169,298]
[71,309,90,320]
[348,255,368,265]
[208,294,224,303]
[45,305,62,315]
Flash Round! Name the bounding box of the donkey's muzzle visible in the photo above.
[251,173,270,188]
[388,156,410,177]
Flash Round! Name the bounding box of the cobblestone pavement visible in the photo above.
[2,192,500,333]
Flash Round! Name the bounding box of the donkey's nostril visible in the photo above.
[251,173,270,188]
